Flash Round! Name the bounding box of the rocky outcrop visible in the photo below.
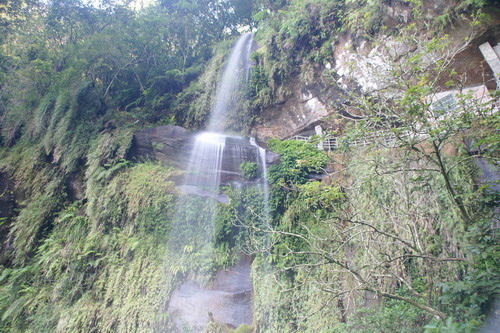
[252,3,500,140]
[334,27,499,94]
[66,171,85,202]
[0,173,14,220]
[128,125,277,185]
[128,125,194,169]
[252,80,337,140]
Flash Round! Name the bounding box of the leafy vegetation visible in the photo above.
[266,138,328,217]
[0,0,498,332]
[247,1,498,332]
[0,163,178,332]
[254,136,498,331]
[240,162,259,180]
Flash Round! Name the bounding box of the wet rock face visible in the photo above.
[168,256,253,332]
[129,125,276,185]
[0,173,14,219]
[66,171,85,202]
[219,136,263,184]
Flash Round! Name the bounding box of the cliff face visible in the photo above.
[252,80,332,139]
[252,4,499,140]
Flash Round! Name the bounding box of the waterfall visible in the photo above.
[208,33,254,133]
[185,132,226,189]
[167,33,265,332]
[173,32,255,225]
[178,32,254,193]
[250,138,270,230]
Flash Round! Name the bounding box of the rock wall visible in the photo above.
[251,3,499,140]
[128,125,194,169]
[168,256,253,331]
[252,80,333,140]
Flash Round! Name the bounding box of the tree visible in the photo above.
[247,9,499,331]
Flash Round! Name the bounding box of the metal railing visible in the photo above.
[290,130,413,151]
[289,86,498,151]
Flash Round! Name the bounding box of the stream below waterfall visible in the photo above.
[168,256,253,331]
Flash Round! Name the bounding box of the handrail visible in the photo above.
[289,129,414,151]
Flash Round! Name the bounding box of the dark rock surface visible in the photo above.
[66,171,85,202]
[128,125,193,169]
[177,185,229,204]
[129,125,276,185]
[0,173,14,220]
[218,136,262,184]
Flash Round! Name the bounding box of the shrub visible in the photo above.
[240,162,259,180]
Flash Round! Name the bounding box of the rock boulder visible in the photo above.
[128,125,277,185]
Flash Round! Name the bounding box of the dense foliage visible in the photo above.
[257,125,498,332]
[240,162,259,180]
[247,1,499,332]
[0,0,498,332]
[0,0,255,331]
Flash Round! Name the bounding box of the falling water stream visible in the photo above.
[250,138,271,231]
[208,33,254,132]
[167,33,265,332]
